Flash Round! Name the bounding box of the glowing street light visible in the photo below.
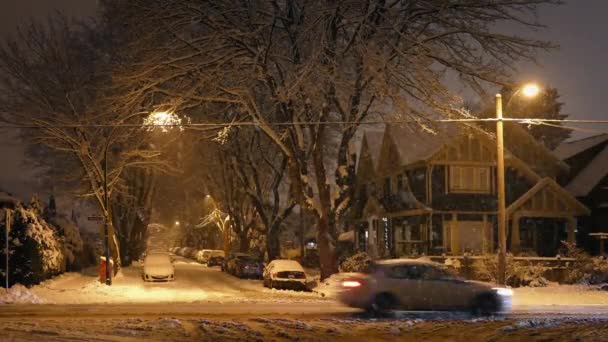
[495,82,541,285]
[174,221,180,226]
[143,111,184,132]
[521,83,540,98]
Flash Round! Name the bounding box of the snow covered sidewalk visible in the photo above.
[513,283,608,307]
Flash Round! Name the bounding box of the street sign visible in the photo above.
[88,215,105,222]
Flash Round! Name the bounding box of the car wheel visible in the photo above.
[369,293,397,314]
[471,293,499,316]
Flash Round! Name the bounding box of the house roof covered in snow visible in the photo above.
[564,143,608,197]
[553,134,608,197]
[554,134,608,160]
[388,122,458,165]
[385,121,567,177]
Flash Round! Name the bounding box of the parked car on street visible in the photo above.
[142,252,175,282]
[263,259,308,291]
[234,255,264,279]
[224,253,263,278]
[207,250,226,267]
[195,249,212,264]
[337,259,512,315]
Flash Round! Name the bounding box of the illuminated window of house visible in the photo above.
[448,166,491,193]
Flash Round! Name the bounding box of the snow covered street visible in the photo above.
[9,256,325,305]
[2,256,608,341]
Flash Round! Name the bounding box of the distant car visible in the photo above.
[207,250,226,267]
[223,253,247,274]
[142,252,175,282]
[338,259,512,315]
[195,249,212,264]
[263,259,308,291]
[177,247,189,257]
[181,247,197,259]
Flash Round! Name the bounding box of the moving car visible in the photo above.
[142,252,175,282]
[338,259,512,315]
[263,259,308,291]
[207,250,226,267]
[195,249,212,264]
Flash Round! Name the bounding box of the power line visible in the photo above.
[2,117,608,129]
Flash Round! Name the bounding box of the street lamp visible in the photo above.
[496,82,540,285]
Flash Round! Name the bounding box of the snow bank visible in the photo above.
[0,284,45,304]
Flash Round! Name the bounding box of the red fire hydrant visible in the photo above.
[99,256,114,283]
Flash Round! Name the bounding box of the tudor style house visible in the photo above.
[350,123,589,258]
[554,134,608,255]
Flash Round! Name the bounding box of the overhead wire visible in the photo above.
[0,117,608,129]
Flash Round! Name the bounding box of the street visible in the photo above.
[1,256,608,341]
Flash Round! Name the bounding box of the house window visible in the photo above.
[383,177,391,198]
[448,166,491,193]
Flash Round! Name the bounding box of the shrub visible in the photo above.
[474,254,547,288]
[561,241,608,285]
[339,252,373,273]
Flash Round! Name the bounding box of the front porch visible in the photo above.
[353,178,590,258]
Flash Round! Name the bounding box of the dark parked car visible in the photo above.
[224,253,263,278]
[207,250,226,267]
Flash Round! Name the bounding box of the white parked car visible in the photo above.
[338,259,512,315]
[142,252,175,282]
[263,259,308,291]
[195,249,213,264]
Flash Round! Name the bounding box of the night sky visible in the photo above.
[0,0,607,195]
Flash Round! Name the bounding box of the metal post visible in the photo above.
[5,209,10,290]
[496,94,507,285]
[104,145,112,285]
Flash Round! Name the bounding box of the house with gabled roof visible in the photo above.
[555,134,608,254]
[350,122,589,258]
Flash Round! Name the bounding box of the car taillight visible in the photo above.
[342,280,362,288]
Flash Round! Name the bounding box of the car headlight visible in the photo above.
[493,288,513,296]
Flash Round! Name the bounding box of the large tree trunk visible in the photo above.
[238,230,250,252]
[316,211,337,281]
[267,224,281,261]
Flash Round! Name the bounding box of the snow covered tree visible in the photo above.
[109,0,560,279]
[1,203,65,286]
[0,16,175,267]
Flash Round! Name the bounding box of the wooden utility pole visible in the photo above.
[496,94,507,285]
[4,209,11,290]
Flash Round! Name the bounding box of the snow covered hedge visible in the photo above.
[561,241,608,285]
[1,202,66,286]
[339,252,373,273]
[451,254,548,288]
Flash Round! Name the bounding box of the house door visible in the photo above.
[454,221,484,254]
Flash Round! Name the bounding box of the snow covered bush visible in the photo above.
[474,254,548,287]
[561,241,608,285]
[50,216,84,271]
[339,252,373,273]
[0,202,66,286]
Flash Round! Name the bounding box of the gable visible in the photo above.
[507,178,590,217]
[356,136,377,183]
[376,128,403,178]
[431,133,495,164]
